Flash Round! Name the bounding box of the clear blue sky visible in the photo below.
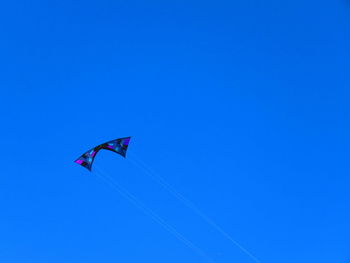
[0,0,350,262]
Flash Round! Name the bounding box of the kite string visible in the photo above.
[93,166,217,263]
[127,153,262,263]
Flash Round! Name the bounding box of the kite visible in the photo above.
[74,137,131,171]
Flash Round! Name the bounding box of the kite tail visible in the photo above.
[93,166,217,263]
[127,153,262,263]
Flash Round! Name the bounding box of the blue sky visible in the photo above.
[0,0,350,262]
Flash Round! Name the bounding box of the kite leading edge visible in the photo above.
[74,137,131,171]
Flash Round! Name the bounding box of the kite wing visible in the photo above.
[74,137,131,171]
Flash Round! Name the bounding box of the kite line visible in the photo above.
[74,137,261,263]
[127,152,261,263]
[93,166,217,263]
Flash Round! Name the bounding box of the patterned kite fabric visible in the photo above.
[74,137,131,171]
